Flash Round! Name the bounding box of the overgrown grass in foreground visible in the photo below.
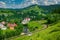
[10,21,60,40]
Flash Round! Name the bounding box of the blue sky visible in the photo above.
[0,0,60,8]
[0,0,24,5]
[0,0,25,8]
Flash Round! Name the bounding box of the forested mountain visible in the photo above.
[0,5,42,22]
[0,4,60,22]
[0,4,60,13]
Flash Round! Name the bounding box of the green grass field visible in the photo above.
[6,21,60,40]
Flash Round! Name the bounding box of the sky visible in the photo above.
[0,0,60,8]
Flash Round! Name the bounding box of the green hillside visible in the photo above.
[0,5,60,40]
[0,5,43,21]
[10,21,60,40]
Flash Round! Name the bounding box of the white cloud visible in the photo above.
[0,1,6,8]
[0,0,60,8]
[37,0,59,5]
[54,0,58,4]
[13,0,60,8]
[31,0,38,4]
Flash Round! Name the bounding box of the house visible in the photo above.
[22,18,31,24]
[7,23,17,30]
[0,23,7,30]
[1,21,5,25]
[21,18,31,35]
[0,23,4,28]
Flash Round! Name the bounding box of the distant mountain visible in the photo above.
[0,4,60,21]
[20,4,60,13]
[0,4,60,13]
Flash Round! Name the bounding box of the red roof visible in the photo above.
[7,23,17,27]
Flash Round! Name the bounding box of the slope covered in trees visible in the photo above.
[0,4,60,40]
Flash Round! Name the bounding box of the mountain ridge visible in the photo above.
[0,4,60,9]
[0,4,60,13]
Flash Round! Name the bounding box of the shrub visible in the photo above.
[0,24,23,40]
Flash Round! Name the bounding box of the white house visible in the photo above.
[22,18,31,24]
[0,23,7,30]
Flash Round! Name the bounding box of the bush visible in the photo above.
[28,21,42,31]
[0,24,23,40]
